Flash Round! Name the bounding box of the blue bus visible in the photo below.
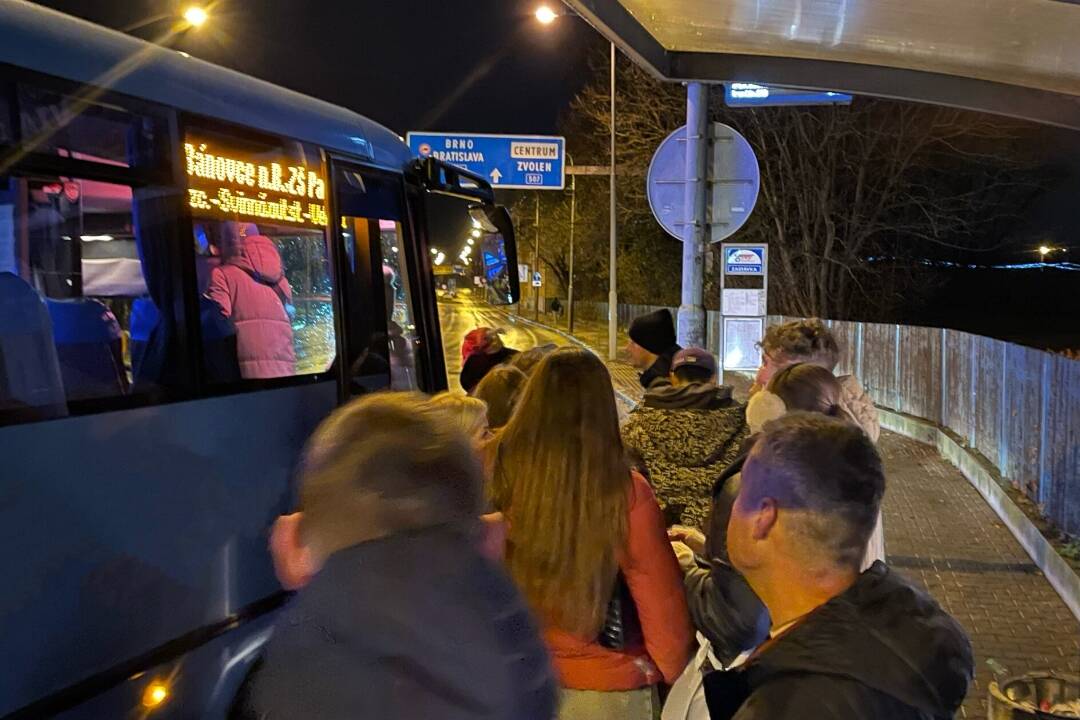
[0,2,519,717]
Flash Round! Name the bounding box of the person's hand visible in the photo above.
[668,525,706,556]
[670,540,696,573]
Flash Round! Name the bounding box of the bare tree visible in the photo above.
[565,49,1043,319]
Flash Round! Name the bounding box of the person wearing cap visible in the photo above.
[622,347,748,529]
[626,309,682,390]
[460,327,519,394]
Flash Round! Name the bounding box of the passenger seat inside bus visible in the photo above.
[0,272,67,420]
[46,297,129,401]
[129,296,158,378]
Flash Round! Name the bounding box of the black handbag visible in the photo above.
[596,572,644,650]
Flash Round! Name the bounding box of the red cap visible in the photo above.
[462,327,499,361]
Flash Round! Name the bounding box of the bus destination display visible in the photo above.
[184,139,328,228]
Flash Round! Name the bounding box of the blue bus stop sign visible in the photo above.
[646,123,760,243]
[407,132,565,190]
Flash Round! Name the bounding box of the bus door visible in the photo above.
[331,164,424,398]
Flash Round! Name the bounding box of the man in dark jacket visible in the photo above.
[246,393,556,720]
[706,413,973,720]
[626,308,681,390]
[622,347,747,527]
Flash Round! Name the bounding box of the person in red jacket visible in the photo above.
[205,222,296,379]
[488,347,692,719]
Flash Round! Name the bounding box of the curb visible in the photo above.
[497,311,638,411]
[879,408,1080,622]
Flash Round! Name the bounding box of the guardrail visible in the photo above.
[573,301,1079,537]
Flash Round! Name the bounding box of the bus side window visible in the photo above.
[0,174,177,421]
[192,221,337,383]
[335,168,419,393]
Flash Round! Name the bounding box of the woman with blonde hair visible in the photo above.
[489,347,691,719]
[473,364,528,430]
[426,392,490,449]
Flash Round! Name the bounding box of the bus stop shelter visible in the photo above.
[563,0,1080,128]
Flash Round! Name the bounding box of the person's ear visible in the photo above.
[269,513,319,590]
[751,497,779,541]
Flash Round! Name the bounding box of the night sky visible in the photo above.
[30,0,600,136]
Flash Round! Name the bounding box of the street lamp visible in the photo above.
[535,5,558,24]
[536,5,618,359]
[183,6,209,28]
[123,5,209,33]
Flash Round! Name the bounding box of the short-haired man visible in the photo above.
[754,318,879,442]
[706,413,973,720]
[626,308,682,390]
[246,393,556,720]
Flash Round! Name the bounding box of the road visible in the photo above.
[438,290,577,392]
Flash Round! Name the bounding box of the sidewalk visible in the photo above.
[531,313,1080,720]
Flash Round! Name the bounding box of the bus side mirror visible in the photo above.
[469,204,520,306]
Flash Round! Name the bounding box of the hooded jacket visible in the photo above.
[704,562,974,720]
[248,525,557,720]
[206,234,296,379]
[622,383,748,527]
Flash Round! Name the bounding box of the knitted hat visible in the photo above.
[628,309,676,355]
[461,327,501,362]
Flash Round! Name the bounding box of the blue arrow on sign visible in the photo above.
[407,132,565,190]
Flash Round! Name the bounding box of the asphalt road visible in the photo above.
[438,290,575,392]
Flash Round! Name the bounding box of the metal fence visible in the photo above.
[770,316,1080,537]
[574,301,1079,536]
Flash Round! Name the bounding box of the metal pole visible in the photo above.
[568,154,576,334]
[534,192,540,321]
[677,82,709,348]
[607,40,618,360]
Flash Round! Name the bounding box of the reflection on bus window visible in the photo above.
[17,85,160,169]
[379,219,419,389]
[0,174,150,419]
[195,221,335,380]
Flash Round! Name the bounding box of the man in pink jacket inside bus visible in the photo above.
[206,222,296,379]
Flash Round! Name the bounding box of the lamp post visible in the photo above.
[536,5,617,358]
[567,152,576,334]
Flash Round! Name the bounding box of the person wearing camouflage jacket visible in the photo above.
[621,348,749,529]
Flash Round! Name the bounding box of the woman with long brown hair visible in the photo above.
[489,347,691,719]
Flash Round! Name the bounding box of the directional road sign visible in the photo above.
[407,132,565,190]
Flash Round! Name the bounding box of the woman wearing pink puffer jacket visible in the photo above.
[206,223,296,379]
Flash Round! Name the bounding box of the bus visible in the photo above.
[0,2,519,717]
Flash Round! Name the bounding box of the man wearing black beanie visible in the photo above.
[626,308,681,390]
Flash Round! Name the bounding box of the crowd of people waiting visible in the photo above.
[234,311,975,720]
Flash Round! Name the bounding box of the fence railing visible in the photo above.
[573,301,1079,536]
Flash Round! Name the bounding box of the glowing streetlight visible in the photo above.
[434,252,446,265]
[535,5,558,25]
[183,6,209,27]
[471,229,482,238]
[1039,245,1051,257]
[467,238,475,246]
